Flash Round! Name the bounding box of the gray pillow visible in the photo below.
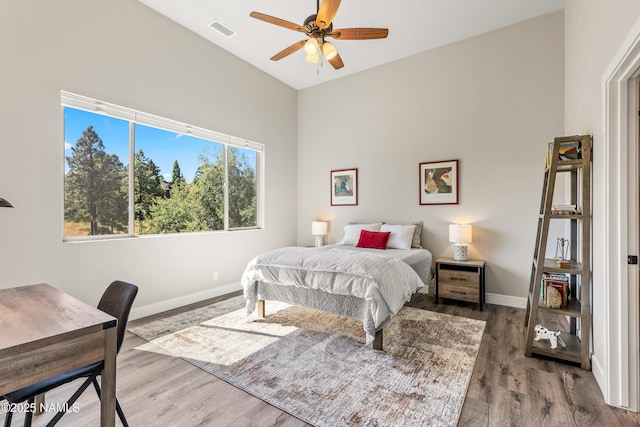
[409,220,423,248]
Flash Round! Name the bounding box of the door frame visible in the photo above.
[601,16,640,411]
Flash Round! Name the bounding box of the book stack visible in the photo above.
[551,204,579,215]
[541,272,569,307]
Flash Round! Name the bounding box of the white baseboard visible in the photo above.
[591,354,607,403]
[485,292,527,309]
[130,281,241,320]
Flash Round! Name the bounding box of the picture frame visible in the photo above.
[331,168,358,206]
[419,160,458,205]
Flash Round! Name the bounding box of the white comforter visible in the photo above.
[241,245,425,329]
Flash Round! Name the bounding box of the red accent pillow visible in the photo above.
[356,230,391,250]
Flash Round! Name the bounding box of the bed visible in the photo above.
[241,222,432,350]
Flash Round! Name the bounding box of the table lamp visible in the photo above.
[449,224,472,261]
[312,221,328,247]
[0,198,14,208]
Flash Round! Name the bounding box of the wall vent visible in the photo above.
[209,20,235,38]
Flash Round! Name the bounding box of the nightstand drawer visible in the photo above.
[438,270,479,285]
[438,283,479,303]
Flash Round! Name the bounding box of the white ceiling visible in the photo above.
[138,0,565,90]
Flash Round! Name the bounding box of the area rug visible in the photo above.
[129,296,485,427]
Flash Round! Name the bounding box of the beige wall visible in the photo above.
[565,0,640,410]
[297,11,564,304]
[0,0,298,316]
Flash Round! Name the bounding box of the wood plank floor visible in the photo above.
[5,293,640,426]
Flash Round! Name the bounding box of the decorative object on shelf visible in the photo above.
[551,204,579,215]
[555,237,570,268]
[449,224,472,261]
[558,140,582,160]
[419,159,458,205]
[311,221,328,247]
[331,168,358,206]
[546,286,563,309]
[555,237,570,260]
[546,139,582,167]
[534,325,566,349]
[0,198,14,208]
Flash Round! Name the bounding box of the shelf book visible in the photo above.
[542,272,569,307]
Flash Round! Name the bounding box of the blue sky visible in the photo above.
[64,107,227,182]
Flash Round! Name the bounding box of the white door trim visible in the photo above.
[601,16,640,411]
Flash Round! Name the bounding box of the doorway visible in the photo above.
[601,19,640,411]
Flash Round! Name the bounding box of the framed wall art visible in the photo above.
[331,168,358,206]
[419,160,458,205]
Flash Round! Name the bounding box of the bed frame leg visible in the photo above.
[373,329,383,350]
[257,299,265,318]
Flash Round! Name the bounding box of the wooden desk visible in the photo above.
[0,283,117,426]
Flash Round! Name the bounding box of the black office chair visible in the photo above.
[2,280,138,427]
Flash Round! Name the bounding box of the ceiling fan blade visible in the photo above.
[328,28,389,40]
[250,11,306,33]
[316,0,341,30]
[327,51,344,70]
[270,40,307,61]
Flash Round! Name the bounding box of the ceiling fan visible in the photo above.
[249,0,388,70]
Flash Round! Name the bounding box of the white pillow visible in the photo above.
[381,224,416,250]
[338,223,383,245]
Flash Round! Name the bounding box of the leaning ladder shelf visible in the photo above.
[523,135,592,370]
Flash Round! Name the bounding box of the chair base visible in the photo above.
[3,374,128,427]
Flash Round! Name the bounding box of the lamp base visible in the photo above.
[314,235,325,248]
[453,244,469,261]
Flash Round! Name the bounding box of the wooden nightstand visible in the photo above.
[435,257,486,311]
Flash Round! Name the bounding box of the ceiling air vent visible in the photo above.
[209,20,235,38]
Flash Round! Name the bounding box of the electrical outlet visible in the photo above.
[213,272,218,280]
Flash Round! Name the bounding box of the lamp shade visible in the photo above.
[449,224,472,243]
[0,198,14,208]
[305,50,319,63]
[321,41,338,61]
[312,221,328,236]
[304,37,318,55]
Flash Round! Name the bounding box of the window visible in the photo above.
[63,92,262,239]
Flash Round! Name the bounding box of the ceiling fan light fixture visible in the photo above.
[322,41,337,60]
[304,37,318,54]
[305,50,319,63]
